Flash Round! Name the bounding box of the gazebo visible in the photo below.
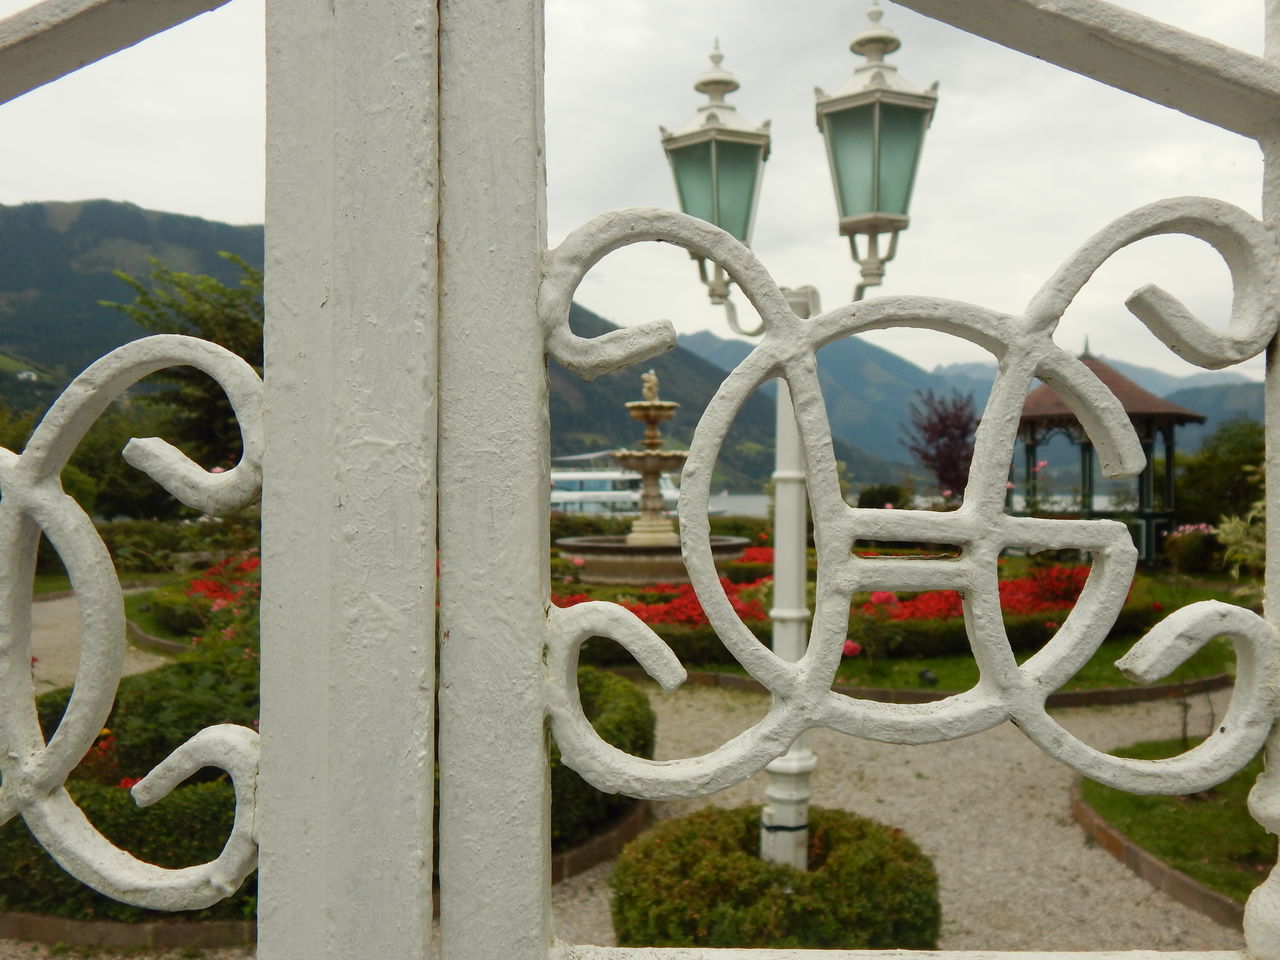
[1016,349,1205,562]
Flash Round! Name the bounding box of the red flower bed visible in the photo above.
[186,552,261,612]
[552,579,769,626]
[738,546,774,565]
[856,565,1090,621]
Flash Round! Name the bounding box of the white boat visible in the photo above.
[550,468,679,515]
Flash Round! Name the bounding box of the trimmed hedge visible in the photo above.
[579,625,757,668]
[37,661,259,785]
[550,667,656,849]
[0,780,254,923]
[610,805,940,949]
[858,601,1166,660]
[574,599,1165,667]
[15,665,653,924]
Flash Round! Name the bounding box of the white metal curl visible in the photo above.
[541,204,1280,821]
[0,335,262,909]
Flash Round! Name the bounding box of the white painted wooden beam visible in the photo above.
[257,0,438,955]
[893,0,1280,140]
[0,0,231,106]
[436,1,553,958]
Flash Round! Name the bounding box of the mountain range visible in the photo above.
[678,330,1261,461]
[0,198,1262,490]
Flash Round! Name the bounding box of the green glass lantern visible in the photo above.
[660,44,771,246]
[815,2,936,294]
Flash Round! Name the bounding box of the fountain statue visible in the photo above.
[613,371,686,547]
[556,372,748,584]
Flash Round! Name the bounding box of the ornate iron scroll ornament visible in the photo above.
[0,335,261,909]
[542,201,1280,813]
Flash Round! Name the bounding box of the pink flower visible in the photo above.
[869,591,897,605]
[941,489,952,498]
[843,639,862,657]
[210,466,226,474]
[571,557,585,567]
[1005,481,1015,490]
[883,502,895,509]
[1033,459,1048,473]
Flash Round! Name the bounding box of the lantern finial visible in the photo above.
[693,39,741,108]
[852,1,901,63]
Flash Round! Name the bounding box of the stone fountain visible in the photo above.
[556,371,748,584]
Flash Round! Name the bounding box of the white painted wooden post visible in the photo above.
[436,3,554,959]
[257,0,439,955]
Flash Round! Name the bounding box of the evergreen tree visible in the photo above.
[102,254,263,470]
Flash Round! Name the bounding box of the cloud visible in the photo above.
[0,0,1266,378]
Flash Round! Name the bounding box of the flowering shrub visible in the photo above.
[615,579,769,627]
[186,551,261,612]
[1164,523,1220,574]
[553,579,771,629]
[739,546,774,565]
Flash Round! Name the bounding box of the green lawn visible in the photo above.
[33,573,72,595]
[122,583,192,641]
[1080,738,1274,903]
[833,635,1235,693]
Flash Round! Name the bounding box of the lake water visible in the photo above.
[711,492,770,517]
[705,491,1125,519]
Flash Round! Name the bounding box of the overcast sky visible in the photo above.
[0,0,1267,379]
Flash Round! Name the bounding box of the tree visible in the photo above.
[902,390,978,502]
[102,254,263,469]
[1175,418,1263,526]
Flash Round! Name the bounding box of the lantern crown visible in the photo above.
[818,2,937,107]
[662,42,772,144]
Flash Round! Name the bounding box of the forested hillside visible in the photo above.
[1,200,897,491]
[0,200,263,377]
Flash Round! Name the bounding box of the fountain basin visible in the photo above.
[556,535,750,585]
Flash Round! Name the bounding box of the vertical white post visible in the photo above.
[436,2,552,959]
[760,285,818,870]
[1264,0,1280,629]
[257,0,439,956]
[1243,7,1280,956]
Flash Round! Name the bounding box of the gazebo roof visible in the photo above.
[1020,352,1205,427]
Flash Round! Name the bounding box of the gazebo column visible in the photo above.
[1163,424,1177,513]
[1023,437,1039,509]
[1138,428,1156,562]
[1079,440,1095,515]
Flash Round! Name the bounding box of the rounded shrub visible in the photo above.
[0,780,253,922]
[610,805,940,949]
[549,666,655,849]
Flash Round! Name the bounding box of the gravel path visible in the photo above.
[552,683,1248,952]
[30,592,169,693]
[0,599,1254,956]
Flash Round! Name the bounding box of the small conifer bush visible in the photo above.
[610,805,941,949]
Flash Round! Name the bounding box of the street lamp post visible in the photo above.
[660,2,935,872]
